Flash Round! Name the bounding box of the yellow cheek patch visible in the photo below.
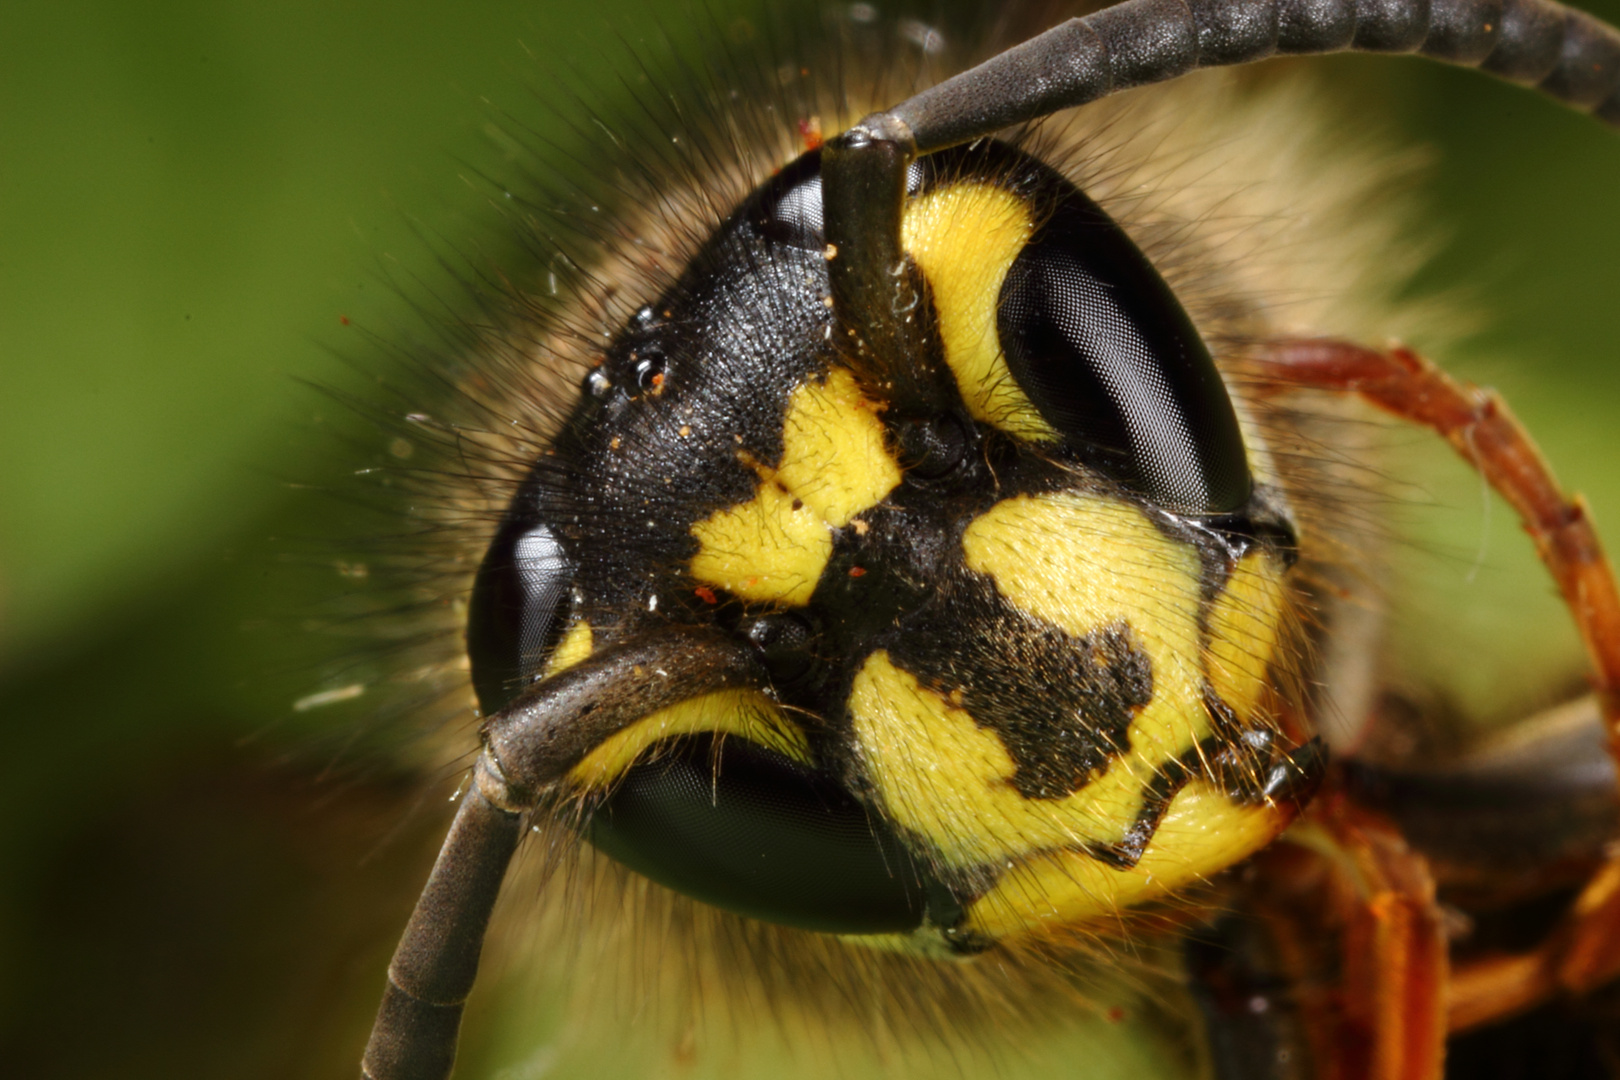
[961,494,1202,642]
[689,368,900,605]
[849,493,1221,868]
[848,651,1154,868]
[962,491,1211,762]
[542,619,593,678]
[567,689,811,790]
[961,779,1295,940]
[901,182,1054,441]
[1206,551,1288,723]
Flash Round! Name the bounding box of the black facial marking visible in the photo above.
[741,610,821,690]
[534,152,841,615]
[887,575,1155,801]
[1175,503,1301,576]
[1087,755,1193,870]
[895,411,973,481]
[1084,725,1296,871]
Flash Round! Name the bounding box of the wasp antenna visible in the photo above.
[821,128,956,413]
[363,629,767,1080]
[890,0,1620,151]
[823,0,1620,448]
[362,761,520,1080]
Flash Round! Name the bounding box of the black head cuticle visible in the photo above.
[897,412,971,481]
[742,611,820,689]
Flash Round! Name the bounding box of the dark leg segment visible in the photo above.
[1228,796,1449,1080]
[1253,340,1620,751]
[1087,736,1325,869]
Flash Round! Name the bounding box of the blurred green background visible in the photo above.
[2,1,1619,1077]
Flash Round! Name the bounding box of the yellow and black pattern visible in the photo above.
[901,180,1055,441]
[689,366,902,606]
[463,135,1316,951]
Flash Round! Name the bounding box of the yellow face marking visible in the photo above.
[848,491,1296,932]
[771,366,899,526]
[971,496,1208,796]
[542,623,811,791]
[960,780,1294,940]
[849,651,1152,867]
[961,494,1203,646]
[901,182,1054,441]
[567,689,811,790]
[690,368,900,605]
[542,619,594,678]
[1206,550,1288,723]
[688,485,832,606]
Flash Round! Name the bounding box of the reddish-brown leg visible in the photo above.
[1253,339,1620,1031]
[1250,792,1448,1080]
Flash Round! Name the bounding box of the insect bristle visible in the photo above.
[473,830,1203,1078]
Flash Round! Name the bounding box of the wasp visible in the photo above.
[347,1,1620,1077]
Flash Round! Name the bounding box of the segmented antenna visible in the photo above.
[824,0,1620,392]
[896,0,1620,146]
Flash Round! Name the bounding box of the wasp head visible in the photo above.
[465,139,1318,952]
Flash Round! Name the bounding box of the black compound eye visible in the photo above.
[587,734,930,934]
[757,172,824,250]
[753,152,826,251]
[466,510,574,715]
[753,149,925,251]
[996,181,1252,514]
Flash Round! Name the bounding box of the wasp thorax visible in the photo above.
[465,140,1314,951]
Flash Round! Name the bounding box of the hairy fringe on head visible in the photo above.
[308,1,1443,1075]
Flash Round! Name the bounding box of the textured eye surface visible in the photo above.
[753,156,825,250]
[465,507,572,715]
[588,734,930,934]
[996,170,1252,514]
[754,152,926,251]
